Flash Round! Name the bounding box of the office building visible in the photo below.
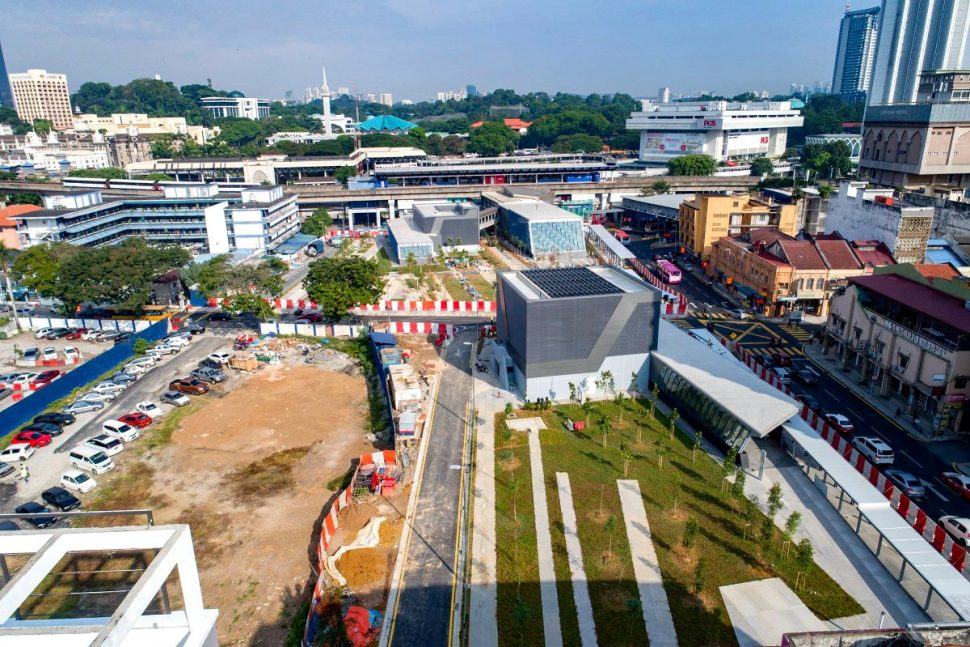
[198,96,270,120]
[678,192,799,258]
[386,201,481,263]
[0,130,111,173]
[626,100,803,164]
[71,112,214,144]
[0,40,12,108]
[824,181,934,263]
[493,266,660,400]
[466,84,478,97]
[387,218,435,263]
[823,266,970,433]
[485,190,585,260]
[379,93,393,106]
[917,68,970,102]
[8,69,74,130]
[658,87,671,103]
[831,6,880,103]
[337,86,350,96]
[868,0,970,105]
[13,184,299,253]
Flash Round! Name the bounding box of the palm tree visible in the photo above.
[0,242,22,332]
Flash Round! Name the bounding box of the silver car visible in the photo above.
[64,400,105,414]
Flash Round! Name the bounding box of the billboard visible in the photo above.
[726,131,770,154]
[642,132,706,156]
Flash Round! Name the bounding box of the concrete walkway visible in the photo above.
[616,479,678,647]
[523,421,563,647]
[721,578,827,647]
[555,472,597,647]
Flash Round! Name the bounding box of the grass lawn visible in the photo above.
[466,274,496,300]
[441,274,470,301]
[493,398,863,647]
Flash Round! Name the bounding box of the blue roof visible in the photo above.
[273,232,318,256]
[369,331,397,346]
[790,98,805,109]
[358,115,417,132]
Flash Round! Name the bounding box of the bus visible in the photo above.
[611,229,630,245]
[656,260,682,284]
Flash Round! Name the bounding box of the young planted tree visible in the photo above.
[668,408,680,440]
[783,511,802,556]
[654,440,667,470]
[742,495,759,540]
[691,429,703,462]
[599,421,613,448]
[508,476,521,525]
[601,370,615,394]
[581,398,593,426]
[731,469,747,501]
[620,442,634,477]
[767,483,784,520]
[504,402,514,416]
[683,515,699,549]
[693,557,708,595]
[614,391,625,423]
[635,420,643,446]
[795,538,814,590]
[649,384,660,419]
[629,371,639,396]
[723,446,738,478]
[568,381,577,403]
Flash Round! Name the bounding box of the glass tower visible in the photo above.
[831,6,880,104]
[0,39,12,108]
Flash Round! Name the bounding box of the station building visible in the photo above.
[493,266,660,400]
[485,190,585,260]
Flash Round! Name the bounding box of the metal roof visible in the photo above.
[589,224,636,261]
[653,321,800,436]
[387,218,433,246]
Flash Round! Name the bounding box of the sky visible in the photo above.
[0,0,864,102]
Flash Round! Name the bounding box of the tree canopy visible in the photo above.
[303,256,386,321]
[67,167,128,180]
[750,157,774,177]
[467,121,519,156]
[801,141,853,180]
[189,255,288,318]
[11,238,191,313]
[301,208,333,237]
[787,94,864,146]
[667,154,716,176]
[551,134,604,153]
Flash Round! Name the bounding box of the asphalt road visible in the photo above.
[388,328,474,647]
[1,333,233,517]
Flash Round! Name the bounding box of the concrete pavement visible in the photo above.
[524,422,562,647]
[556,472,597,647]
[721,578,827,647]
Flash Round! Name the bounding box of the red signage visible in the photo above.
[702,119,718,128]
[759,136,769,144]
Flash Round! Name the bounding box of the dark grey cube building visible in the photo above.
[494,266,660,400]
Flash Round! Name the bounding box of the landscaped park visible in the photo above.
[493,389,863,646]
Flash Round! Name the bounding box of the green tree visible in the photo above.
[783,511,802,552]
[133,337,153,355]
[654,440,667,470]
[649,384,660,419]
[794,538,814,589]
[801,141,853,180]
[668,407,679,440]
[567,381,577,403]
[816,183,834,199]
[551,133,604,153]
[32,119,53,135]
[68,167,128,180]
[750,157,774,176]
[620,442,634,477]
[693,557,708,595]
[0,242,22,332]
[691,429,703,462]
[640,179,671,197]
[581,398,593,425]
[303,256,386,321]
[301,208,333,237]
[730,469,747,500]
[723,446,738,479]
[667,154,716,176]
[683,515,699,549]
[334,165,356,187]
[767,483,784,519]
[467,121,519,156]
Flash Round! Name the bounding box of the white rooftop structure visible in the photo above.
[502,199,582,222]
[589,224,636,261]
[386,217,433,246]
[0,524,218,646]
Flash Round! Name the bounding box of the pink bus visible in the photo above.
[656,260,682,284]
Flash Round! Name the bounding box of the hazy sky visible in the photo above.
[1,0,864,101]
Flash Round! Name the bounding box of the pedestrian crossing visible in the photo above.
[743,346,804,358]
[780,324,813,341]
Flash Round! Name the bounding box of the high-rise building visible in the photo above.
[379,93,393,106]
[868,0,970,105]
[831,6,880,103]
[466,84,478,97]
[658,87,671,103]
[337,86,350,96]
[0,40,13,108]
[8,69,74,130]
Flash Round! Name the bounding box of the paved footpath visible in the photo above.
[469,370,500,647]
[617,479,678,647]
[556,472,597,647]
[526,424,563,647]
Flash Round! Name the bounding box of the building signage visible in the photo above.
[946,393,966,403]
[644,132,705,156]
[933,373,946,385]
[874,314,950,359]
[726,131,770,154]
[701,119,720,128]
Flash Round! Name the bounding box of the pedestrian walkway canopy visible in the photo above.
[588,224,636,262]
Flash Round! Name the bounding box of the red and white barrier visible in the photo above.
[376,321,454,337]
[629,258,690,317]
[355,300,495,314]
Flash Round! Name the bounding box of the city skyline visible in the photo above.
[1,0,868,101]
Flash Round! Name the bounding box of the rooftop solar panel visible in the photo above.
[521,267,623,298]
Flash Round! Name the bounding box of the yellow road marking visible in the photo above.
[447,400,472,647]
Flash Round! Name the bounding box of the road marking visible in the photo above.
[823,388,841,401]
[449,464,462,470]
[928,481,951,502]
[899,450,925,469]
[447,399,472,647]
[846,410,865,422]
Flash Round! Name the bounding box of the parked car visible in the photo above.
[15,502,57,528]
[135,401,162,417]
[885,470,926,498]
[940,516,970,546]
[80,329,100,341]
[150,344,179,356]
[0,444,35,463]
[169,378,209,395]
[68,445,114,474]
[793,368,818,386]
[113,332,132,344]
[21,422,63,437]
[197,358,223,371]
[295,312,324,323]
[118,412,152,428]
[33,412,76,426]
[183,322,206,334]
[42,487,81,512]
[111,372,137,386]
[943,472,970,500]
[22,347,39,362]
[84,434,124,457]
[124,363,148,376]
[64,328,86,340]
[102,420,139,443]
[46,328,71,339]
[795,393,820,410]
[80,391,116,403]
[190,367,226,383]
[208,311,232,321]
[165,334,190,348]
[32,370,62,386]
[96,330,122,342]
[160,390,190,407]
[63,347,79,361]
[11,431,51,447]
[730,309,749,320]
[851,436,894,465]
[206,352,231,366]
[0,388,11,401]
[128,356,157,368]
[0,521,18,531]
[824,413,855,435]
[92,382,125,395]
[41,347,57,361]
[769,367,792,385]
[64,400,105,415]
[33,327,54,339]
[61,469,97,493]
[9,373,37,386]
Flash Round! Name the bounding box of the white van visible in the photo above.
[68,445,115,474]
[770,367,792,385]
[852,436,895,465]
[102,420,139,443]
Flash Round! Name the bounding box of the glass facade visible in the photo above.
[651,359,754,450]
[528,220,584,255]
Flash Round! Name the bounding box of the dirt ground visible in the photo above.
[141,362,373,645]
[333,505,406,608]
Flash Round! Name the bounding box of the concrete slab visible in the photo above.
[506,417,546,432]
[469,373,499,647]
[529,428,562,647]
[720,578,827,647]
[556,472,597,647]
[616,479,678,646]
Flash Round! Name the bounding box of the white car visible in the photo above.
[165,335,191,348]
[851,436,895,465]
[80,329,101,341]
[135,401,162,417]
[64,400,105,414]
[61,469,97,493]
[10,373,37,386]
[151,344,179,355]
[84,434,124,456]
[940,516,970,546]
[160,390,190,407]
[92,382,125,395]
[129,356,157,367]
[0,444,35,463]
[730,309,749,320]
[124,363,148,376]
[80,391,116,403]
[33,327,54,339]
[102,420,139,443]
[41,347,57,361]
[63,347,80,361]
[207,352,232,365]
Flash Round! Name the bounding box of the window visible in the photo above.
[852,326,862,340]
[897,353,909,369]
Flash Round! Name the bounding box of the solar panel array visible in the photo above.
[522,267,623,298]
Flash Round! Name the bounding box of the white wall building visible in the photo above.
[379,93,393,106]
[198,96,270,120]
[625,100,804,163]
[8,69,74,130]
[0,131,110,173]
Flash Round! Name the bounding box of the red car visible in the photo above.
[295,312,324,323]
[32,370,62,386]
[942,472,970,500]
[11,431,52,447]
[118,412,153,428]
[64,328,87,340]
